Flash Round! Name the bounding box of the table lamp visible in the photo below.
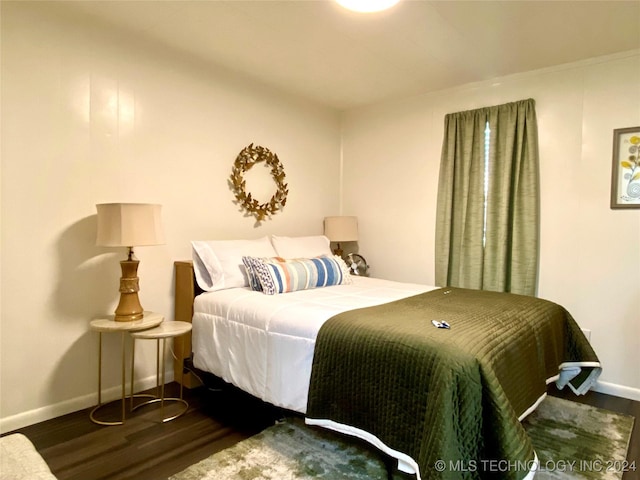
[323,216,358,257]
[96,203,165,322]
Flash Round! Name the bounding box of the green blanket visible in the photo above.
[306,287,601,480]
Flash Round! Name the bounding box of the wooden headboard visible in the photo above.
[173,260,203,388]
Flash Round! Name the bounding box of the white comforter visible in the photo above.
[192,276,436,413]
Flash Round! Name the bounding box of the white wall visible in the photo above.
[2,2,638,433]
[0,3,340,431]
[341,52,640,396]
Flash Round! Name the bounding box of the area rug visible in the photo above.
[169,396,634,480]
[523,396,634,480]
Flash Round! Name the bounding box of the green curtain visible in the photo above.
[435,99,540,296]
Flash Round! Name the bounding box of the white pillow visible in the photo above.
[191,237,277,292]
[270,235,332,258]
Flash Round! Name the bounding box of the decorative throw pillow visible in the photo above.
[241,256,283,292]
[332,255,353,282]
[247,255,351,295]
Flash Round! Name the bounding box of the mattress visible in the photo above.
[192,276,437,413]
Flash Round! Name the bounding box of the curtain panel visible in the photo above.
[435,99,540,296]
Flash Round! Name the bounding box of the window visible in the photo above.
[483,121,490,247]
[435,99,540,296]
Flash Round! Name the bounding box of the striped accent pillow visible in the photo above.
[246,255,351,295]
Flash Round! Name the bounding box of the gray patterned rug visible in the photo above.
[524,397,634,480]
[170,396,634,480]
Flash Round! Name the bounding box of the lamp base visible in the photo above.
[114,259,144,322]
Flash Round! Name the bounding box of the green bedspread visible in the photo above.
[306,287,601,480]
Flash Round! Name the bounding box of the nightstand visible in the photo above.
[89,311,164,426]
[129,321,192,422]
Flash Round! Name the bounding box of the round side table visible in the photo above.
[89,311,164,426]
[129,321,192,423]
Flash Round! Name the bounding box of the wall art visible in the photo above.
[610,126,640,209]
[229,144,289,222]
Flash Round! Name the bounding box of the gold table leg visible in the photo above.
[130,336,188,423]
[90,332,127,426]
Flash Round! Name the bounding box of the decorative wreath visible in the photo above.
[229,144,288,222]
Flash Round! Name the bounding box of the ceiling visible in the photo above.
[55,0,640,110]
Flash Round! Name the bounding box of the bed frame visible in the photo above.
[173,260,203,389]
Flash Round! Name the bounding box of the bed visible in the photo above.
[173,235,601,480]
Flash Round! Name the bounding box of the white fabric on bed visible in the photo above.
[270,234,332,258]
[192,276,436,413]
[191,237,277,292]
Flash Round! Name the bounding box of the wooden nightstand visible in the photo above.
[89,311,164,426]
[129,321,192,422]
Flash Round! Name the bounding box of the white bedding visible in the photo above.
[192,276,437,413]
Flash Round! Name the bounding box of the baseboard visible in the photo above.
[593,380,640,402]
[0,370,174,434]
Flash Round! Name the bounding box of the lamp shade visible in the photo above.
[323,216,358,242]
[96,203,165,247]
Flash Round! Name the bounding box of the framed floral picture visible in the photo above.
[610,126,640,209]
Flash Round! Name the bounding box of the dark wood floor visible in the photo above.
[3,381,639,480]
